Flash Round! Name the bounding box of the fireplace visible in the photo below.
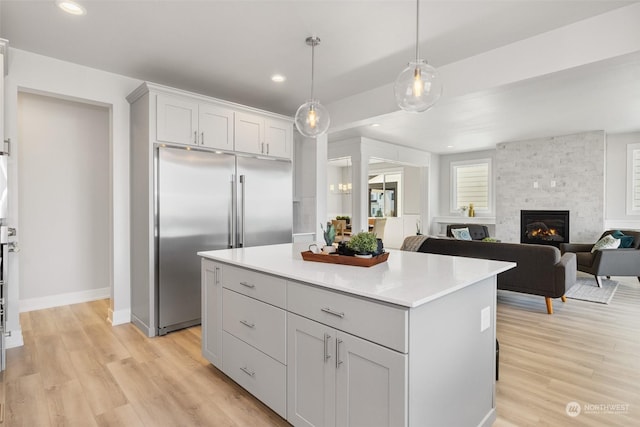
[520,210,570,247]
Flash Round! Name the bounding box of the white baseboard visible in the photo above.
[19,287,110,313]
[109,307,131,326]
[5,328,24,349]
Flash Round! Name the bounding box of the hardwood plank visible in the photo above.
[45,379,99,427]
[67,348,129,416]
[4,373,51,426]
[94,404,145,427]
[33,334,77,388]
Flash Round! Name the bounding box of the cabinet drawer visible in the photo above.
[287,281,408,353]
[223,332,286,419]
[223,289,286,364]
[223,265,286,308]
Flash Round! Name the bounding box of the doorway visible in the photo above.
[17,92,110,309]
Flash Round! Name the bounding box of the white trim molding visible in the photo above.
[19,287,110,313]
[627,142,640,215]
[109,307,132,326]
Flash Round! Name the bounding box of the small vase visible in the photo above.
[354,253,372,259]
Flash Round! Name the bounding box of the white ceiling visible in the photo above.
[1,0,639,153]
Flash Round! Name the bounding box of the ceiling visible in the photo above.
[2,0,639,153]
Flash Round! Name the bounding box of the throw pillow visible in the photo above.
[591,234,621,253]
[451,227,472,241]
[611,230,635,248]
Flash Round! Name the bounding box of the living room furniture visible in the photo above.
[410,237,576,314]
[200,243,514,427]
[331,219,348,241]
[560,230,640,287]
[372,218,387,240]
[447,224,491,240]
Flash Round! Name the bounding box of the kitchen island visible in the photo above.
[199,243,515,427]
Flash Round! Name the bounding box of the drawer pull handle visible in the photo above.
[321,307,345,318]
[240,319,255,328]
[239,281,255,288]
[240,366,255,377]
[324,333,332,361]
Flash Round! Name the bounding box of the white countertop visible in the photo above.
[198,243,515,308]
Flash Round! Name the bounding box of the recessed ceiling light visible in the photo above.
[370,123,380,127]
[447,145,454,148]
[56,0,86,15]
[271,74,286,83]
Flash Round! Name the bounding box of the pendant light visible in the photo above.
[295,36,330,138]
[394,0,442,112]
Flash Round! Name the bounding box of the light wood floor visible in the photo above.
[1,275,639,426]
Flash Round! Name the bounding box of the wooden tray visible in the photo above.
[300,251,389,267]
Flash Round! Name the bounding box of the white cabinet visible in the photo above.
[265,118,293,159]
[234,112,263,155]
[201,259,223,368]
[287,313,336,427]
[198,102,234,150]
[156,93,234,150]
[235,112,292,159]
[156,94,198,145]
[287,313,407,427]
[335,329,407,427]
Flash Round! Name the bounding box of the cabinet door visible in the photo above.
[234,112,264,155]
[201,260,223,368]
[287,313,336,427]
[265,118,292,159]
[335,331,407,427]
[156,94,198,145]
[199,103,234,150]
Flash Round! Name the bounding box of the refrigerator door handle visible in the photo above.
[230,174,235,248]
[239,174,246,247]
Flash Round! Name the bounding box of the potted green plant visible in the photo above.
[347,232,378,258]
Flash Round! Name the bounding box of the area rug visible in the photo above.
[565,277,619,304]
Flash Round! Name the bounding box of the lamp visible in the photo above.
[295,36,330,137]
[394,0,442,112]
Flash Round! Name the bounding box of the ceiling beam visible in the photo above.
[327,2,640,132]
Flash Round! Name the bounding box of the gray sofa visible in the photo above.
[408,237,576,314]
[446,224,491,240]
[560,230,640,287]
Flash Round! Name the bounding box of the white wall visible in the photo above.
[18,92,109,307]
[4,48,141,347]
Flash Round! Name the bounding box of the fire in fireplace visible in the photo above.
[520,210,570,247]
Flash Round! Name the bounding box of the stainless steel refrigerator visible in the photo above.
[156,145,292,335]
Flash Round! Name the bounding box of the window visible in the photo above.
[369,172,402,217]
[451,159,491,213]
[628,143,640,215]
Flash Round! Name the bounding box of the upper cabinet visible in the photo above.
[235,113,292,159]
[199,103,234,151]
[129,82,292,159]
[234,112,263,155]
[156,94,234,151]
[265,118,293,159]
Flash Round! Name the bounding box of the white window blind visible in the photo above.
[451,160,491,211]
[630,145,640,212]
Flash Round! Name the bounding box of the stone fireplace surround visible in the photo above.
[495,131,605,244]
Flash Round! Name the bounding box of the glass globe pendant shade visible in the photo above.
[294,99,330,137]
[394,60,442,112]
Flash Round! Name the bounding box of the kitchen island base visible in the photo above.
[200,245,513,426]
